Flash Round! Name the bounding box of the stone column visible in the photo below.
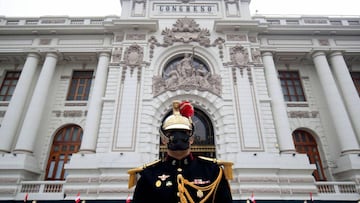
[13,52,58,154]
[79,52,110,153]
[262,52,296,153]
[312,51,360,154]
[0,53,40,153]
[329,51,360,141]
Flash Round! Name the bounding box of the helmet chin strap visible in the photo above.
[167,131,190,151]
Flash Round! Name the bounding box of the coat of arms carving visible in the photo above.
[162,18,211,46]
[123,43,144,67]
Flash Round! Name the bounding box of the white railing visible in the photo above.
[316,181,358,194]
[15,180,359,200]
[20,181,65,193]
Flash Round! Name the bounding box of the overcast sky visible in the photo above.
[0,0,359,17]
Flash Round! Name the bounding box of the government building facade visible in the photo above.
[0,0,359,202]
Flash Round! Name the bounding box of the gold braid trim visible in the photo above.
[177,167,223,203]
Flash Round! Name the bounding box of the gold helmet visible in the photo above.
[162,100,193,131]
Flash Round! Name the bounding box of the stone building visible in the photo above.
[0,0,359,202]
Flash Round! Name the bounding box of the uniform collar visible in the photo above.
[165,153,194,167]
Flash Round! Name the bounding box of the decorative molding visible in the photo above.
[132,0,146,17]
[39,38,51,45]
[251,48,262,64]
[148,18,225,60]
[249,36,257,43]
[230,44,249,66]
[126,33,146,41]
[64,103,87,106]
[287,103,309,107]
[65,177,90,183]
[114,34,124,42]
[288,111,319,118]
[111,47,122,64]
[122,43,144,68]
[52,110,86,117]
[226,34,247,41]
[319,39,330,46]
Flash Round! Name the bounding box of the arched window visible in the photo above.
[292,130,326,181]
[45,125,83,180]
[160,108,215,159]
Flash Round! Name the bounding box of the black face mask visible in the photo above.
[167,131,190,151]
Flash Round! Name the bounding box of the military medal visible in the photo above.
[197,190,204,198]
[158,174,170,181]
[155,180,162,187]
[166,181,173,187]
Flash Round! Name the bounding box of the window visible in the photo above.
[0,71,21,101]
[279,71,306,102]
[293,130,326,181]
[67,71,93,101]
[45,125,82,180]
[350,72,360,96]
[160,108,215,159]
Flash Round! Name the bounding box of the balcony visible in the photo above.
[316,181,359,201]
[16,181,65,201]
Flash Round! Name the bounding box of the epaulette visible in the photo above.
[127,159,161,189]
[198,156,234,180]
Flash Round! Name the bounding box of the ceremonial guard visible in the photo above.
[128,100,233,203]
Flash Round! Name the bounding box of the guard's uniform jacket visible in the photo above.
[129,154,233,203]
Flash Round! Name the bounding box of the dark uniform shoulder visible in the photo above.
[127,159,162,188]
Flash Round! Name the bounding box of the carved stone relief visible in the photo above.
[39,38,51,45]
[162,18,211,45]
[224,44,254,84]
[111,47,122,63]
[251,48,262,64]
[288,111,319,118]
[114,34,124,42]
[152,54,222,97]
[230,44,249,66]
[126,33,146,41]
[123,43,144,68]
[249,36,257,43]
[148,18,225,60]
[226,34,247,41]
[132,0,146,17]
[319,39,330,46]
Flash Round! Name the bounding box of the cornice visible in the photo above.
[104,19,159,32]
[213,19,268,32]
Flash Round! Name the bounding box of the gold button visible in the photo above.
[177,168,182,172]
